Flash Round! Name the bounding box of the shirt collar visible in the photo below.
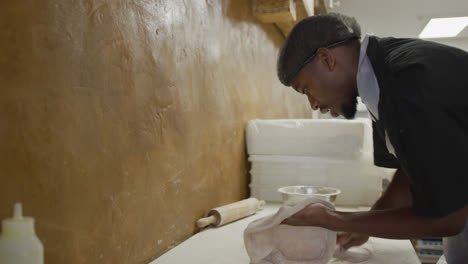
[358,34,370,70]
[356,34,380,120]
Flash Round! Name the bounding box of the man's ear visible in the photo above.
[316,47,335,71]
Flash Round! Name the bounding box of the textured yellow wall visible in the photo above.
[0,0,310,263]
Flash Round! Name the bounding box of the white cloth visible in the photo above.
[244,198,335,264]
[244,198,372,264]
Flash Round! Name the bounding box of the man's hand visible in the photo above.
[280,204,370,249]
[281,203,330,226]
[337,232,369,249]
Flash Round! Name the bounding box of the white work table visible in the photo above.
[152,202,421,264]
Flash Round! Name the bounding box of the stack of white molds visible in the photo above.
[246,119,395,206]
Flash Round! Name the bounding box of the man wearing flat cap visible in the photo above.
[278,13,468,263]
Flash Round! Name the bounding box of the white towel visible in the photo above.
[243,198,371,264]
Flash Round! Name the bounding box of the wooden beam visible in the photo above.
[251,0,327,38]
[275,21,296,37]
[252,0,296,23]
[298,0,314,17]
[314,0,328,15]
[281,0,315,36]
[295,1,310,21]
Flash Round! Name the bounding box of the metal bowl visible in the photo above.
[278,185,341,206]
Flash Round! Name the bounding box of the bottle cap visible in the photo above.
[1,203,35,238]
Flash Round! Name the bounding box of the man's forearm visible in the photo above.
[372,168,412,210]
[322,169,468,240]
[330,169,440,239]
[326,206,468,239]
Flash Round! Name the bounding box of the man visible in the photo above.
[276,13,468,263]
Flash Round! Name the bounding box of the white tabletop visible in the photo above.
[152,202,421,264]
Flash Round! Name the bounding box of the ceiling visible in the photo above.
[330,0,468,50]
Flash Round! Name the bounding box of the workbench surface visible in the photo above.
[152,202,421,264]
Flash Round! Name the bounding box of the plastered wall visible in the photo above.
[0,0,310,263]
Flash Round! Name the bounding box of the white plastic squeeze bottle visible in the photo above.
[0,203,44,264]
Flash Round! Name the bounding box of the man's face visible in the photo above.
[290,49,358,119]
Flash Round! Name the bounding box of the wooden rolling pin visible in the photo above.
[197,198,266,228]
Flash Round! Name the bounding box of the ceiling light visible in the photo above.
[419,17,468,38]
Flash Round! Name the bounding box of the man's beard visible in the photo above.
[341,94,358,120]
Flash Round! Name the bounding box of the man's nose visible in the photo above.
[308,96,319,110]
